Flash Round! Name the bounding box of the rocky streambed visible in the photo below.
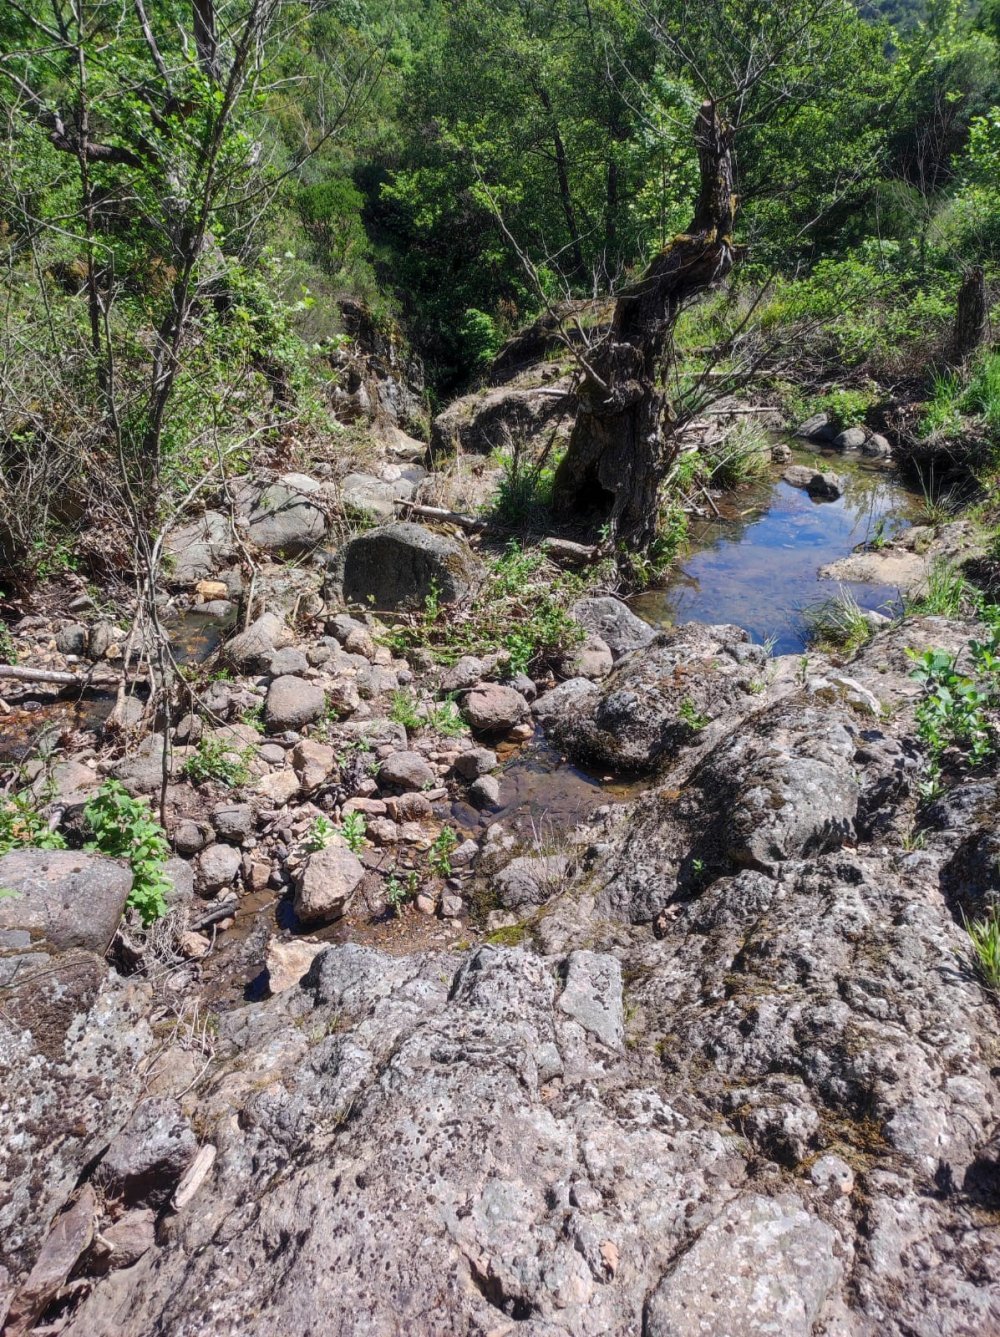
[2,430,999,1335]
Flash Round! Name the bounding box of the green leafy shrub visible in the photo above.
[181,737,256,789]
[340,810,367,853]
[819,387,875,431]
[429,826,458,877]
[84,780,170,926]
[0,789,67,855]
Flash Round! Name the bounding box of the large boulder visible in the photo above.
[265,676,327,731]
[222,611,294,674]
[339,472,417,521]
[293,844,365,923]
[235,474,328,555]
[462,683,529,735]
[330,522,481,611]
[540,624,766,774]
[0,849,132,955]
[571,597,655,661]
[431,378,576,456]
[163,510,235,585]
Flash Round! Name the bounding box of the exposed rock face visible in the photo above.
[0,850,132,955]
[571,596,655,660]
[234,474,328,555]
[14,618,1000,1337]
[540,623,767,774]
[330,522,481,610]
[1,952,153,1306]
[431,377,576,457]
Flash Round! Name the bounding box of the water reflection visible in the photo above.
[632,446,918,655]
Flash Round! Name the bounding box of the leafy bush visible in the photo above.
[387,542,586,675]
[0,789,67,855]
[181,737,256,789]
[340,810,367,853]
[84,780,171,926]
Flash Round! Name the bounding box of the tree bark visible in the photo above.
[552,101,737,548]
[953,266,988,363]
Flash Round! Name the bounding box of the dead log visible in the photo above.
[953,266,988,362]
[393,501,599,562]
[552,101,738,548]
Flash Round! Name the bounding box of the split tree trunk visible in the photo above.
[552,101,737,548]
[953,266,988,363]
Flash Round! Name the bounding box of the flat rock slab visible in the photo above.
[0,849,132,955]
[234,475,328,555]
[645,1194,842,1336]
[821,548,928,591]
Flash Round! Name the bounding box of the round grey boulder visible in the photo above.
[294,844,365,923]
[462,684,529,735]
[377,751,435,793]
[266,676,327,732]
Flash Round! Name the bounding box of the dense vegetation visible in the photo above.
[2,0,1000,586]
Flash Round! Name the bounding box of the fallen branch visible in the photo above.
[395,501,490,533]
[394,500,600,565]
[0,664,119,687]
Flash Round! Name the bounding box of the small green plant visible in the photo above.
[427,698,468,738]
[0,621,17,666]
[678,696,710,731]
[907,636,998,784]
[906,561,973,618]
[385,868,420,915]
[0,789,68,855]
[181,736,256,788]
[240,702,264,733]
[340,810,367,853]
[304,814,337,851]
[389,690,424,731]
[803,588,876,653]
[965,908,1000,991]
[429,825,458,877]
[84,780,171,926]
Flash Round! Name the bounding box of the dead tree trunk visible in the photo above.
[552,101,737,549]
[953,266,988,363]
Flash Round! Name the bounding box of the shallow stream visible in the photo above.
[631,443,919,654]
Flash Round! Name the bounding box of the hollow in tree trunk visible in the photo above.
[953,266,988,363]
[552,101,737,549]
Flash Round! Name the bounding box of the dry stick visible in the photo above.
[393,501,600,561]
[0,664,120,686]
